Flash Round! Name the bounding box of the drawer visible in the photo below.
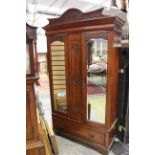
[53,116,105,145]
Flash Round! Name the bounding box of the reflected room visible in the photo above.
[87,38,108,124]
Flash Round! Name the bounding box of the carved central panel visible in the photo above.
[72,45,80,53]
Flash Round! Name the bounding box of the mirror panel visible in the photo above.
[26,44,31,74]
[87,38,108,124]
[51,41,67,113]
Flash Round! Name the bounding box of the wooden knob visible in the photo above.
[88,133,95,138]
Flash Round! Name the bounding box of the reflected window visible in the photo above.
[51,41,67,113]
[87,38,108,124]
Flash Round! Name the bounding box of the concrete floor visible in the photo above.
[55,135,116,155]
[55,134,129,155]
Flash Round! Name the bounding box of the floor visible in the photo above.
[35,73,129,155]
[55,135,129,155]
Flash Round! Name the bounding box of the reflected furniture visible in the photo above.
[26,23,46,155]
[44,9,124,155]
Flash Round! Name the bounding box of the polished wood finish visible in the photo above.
[44,9,124,155]
[68,33,82,122]
[26,140,46,155]
[26,77,46,155]
[26,24,45,155]
[26,81,39,141]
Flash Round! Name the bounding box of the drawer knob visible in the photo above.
[73,79,78,85]
[88,133,95,138]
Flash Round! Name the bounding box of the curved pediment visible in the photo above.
[43,8,125,33]
[60,8,83,21]
[47,8,107,26]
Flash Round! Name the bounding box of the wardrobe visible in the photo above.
[26,23,46,155]
[44,9,124,155]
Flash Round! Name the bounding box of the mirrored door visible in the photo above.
[50,39,68,113]
[26,44,31,75]
[86,37,108,124]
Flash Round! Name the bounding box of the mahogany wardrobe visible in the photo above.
[26,23,46,155]
[44,9,124,155]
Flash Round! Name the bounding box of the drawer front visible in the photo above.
[53,116,105,145]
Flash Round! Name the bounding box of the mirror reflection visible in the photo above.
[26,44,31,74]
[87,38,108,124]
[51,41,67,113]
